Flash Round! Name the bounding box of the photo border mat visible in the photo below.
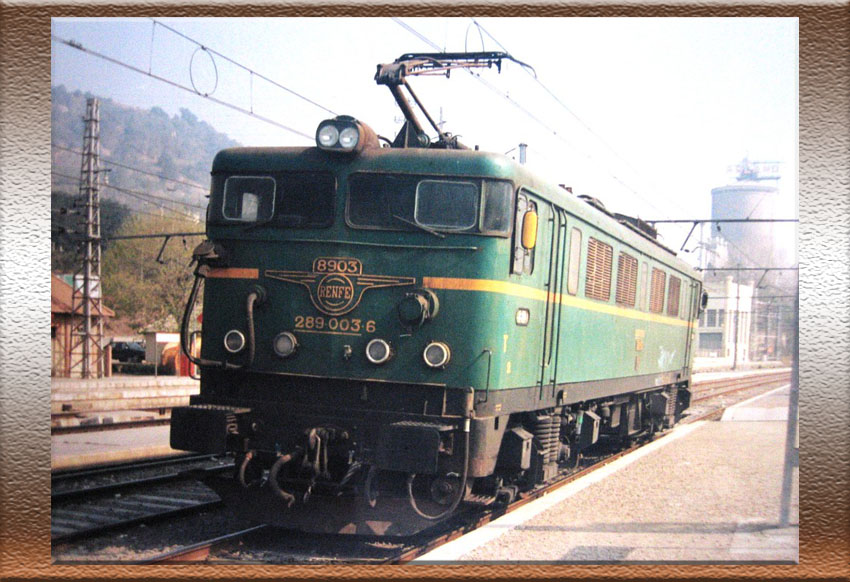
[0,5,847,581]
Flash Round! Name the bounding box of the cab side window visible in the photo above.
[512,191,537,275]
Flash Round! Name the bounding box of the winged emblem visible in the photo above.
[266,257,415,316]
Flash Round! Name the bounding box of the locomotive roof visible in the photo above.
[212,146,700,280]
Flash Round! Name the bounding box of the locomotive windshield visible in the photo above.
[347,173,512,235]
[214,171,335,228]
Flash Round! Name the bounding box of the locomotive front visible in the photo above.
[171,115,522,532]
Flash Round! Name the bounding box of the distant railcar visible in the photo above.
[170,52,704,535]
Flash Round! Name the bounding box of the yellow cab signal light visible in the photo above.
[521,210,538,250]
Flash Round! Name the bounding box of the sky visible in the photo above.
[51,17,798,262]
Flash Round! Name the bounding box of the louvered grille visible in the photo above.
[615,252,638,307]
[650,268,666,313]
[585,237,613,301]
[667,276,681,316]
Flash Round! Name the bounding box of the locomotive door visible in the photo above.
[513,190,562,400]
[541,206,567,399]
[682,279,700,374]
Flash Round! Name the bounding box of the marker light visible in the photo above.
[273,331,298,358]
[365,338,393,365]
[423,342,451,368]
[515,308,530,326]
[224,330,246,353]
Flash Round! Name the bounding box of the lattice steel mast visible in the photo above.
[69,98,105,378]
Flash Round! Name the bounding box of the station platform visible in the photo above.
[51,375,198,429]
[51,425,180,471]
[414,384,798,563]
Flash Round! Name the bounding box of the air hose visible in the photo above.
[269,450,299,507]
[180,263,262,370]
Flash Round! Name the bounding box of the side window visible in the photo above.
[585,237,613,301]
[480,181,513,235]
[667,276,681,316]
[649,268,666,313]
[512,192,536,275]
[567,227,582,295]
[222,176,275,222]
[615,252,638,307]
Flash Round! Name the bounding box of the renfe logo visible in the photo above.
[266,257,415,316]
[316,274,355,311]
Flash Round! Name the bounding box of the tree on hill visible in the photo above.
[101,214,204,332]
[51,85,238,217]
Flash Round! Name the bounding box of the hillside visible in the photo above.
[51,85,240,220]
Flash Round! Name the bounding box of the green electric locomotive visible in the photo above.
[171,52,704,534]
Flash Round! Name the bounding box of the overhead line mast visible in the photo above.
[69,98,106,378]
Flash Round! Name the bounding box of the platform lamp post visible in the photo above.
[732,264,741,371]
[779,274,799,528]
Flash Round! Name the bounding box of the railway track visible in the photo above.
[137,369,791,564]
[691,368,790,402]
[51,455,233,543]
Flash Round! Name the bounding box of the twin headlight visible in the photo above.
[315,116,378,153]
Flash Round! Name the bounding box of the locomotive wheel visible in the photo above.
[429,473,462,506]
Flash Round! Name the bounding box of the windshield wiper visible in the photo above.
[392,214,445,239]
[243,216,276,231]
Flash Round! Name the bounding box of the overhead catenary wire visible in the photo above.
[391,17,442,51]
[51,187,194,224]
[51,170,203,222]
[52,34,314,141]
[52,144,209,192]
[469,18,689,218]
[390,18,670,219]
[51,170,205,210]
[150,19,337,117]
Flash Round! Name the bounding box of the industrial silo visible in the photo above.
[710,160,782,268]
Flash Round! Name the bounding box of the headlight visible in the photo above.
[338,126,360,150]
[224,330,246,353]
[315,116,378,153]
[365,338,393,365]
[317,124,339,147]
[423,341,451,368]
[273,331,298,358]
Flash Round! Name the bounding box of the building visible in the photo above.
[696,158,793,365]
[698,275,753,366]
[51,273,116,377]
